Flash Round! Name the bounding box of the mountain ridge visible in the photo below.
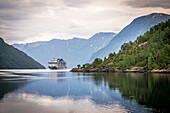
[88,13,170,62]
[13,32,116,68]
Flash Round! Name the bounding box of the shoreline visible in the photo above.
[70,68,170,73]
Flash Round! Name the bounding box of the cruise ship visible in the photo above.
[48,58,67,69]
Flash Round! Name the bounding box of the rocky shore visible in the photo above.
[71,67,170,73]
[70,68,85,72]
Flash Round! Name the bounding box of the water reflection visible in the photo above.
[48,72,66,83]
[0,71,31,100]
[0,93,130,113]
[91,73,170,112]
[0,70,169,113]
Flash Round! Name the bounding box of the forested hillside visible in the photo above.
[85,19,170,70]
[0,38,45,69]
[89,13,170,62]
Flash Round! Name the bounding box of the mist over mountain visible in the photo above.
[88,13,170,62]
[0,38,45,69]
[13,32,116,68]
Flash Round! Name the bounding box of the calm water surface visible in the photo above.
[0,69,169,113]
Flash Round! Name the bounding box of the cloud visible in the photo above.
[0,0,21,9]
[62,0,91,7]
[68,19,84,29]
[125,0,170,9]
[0,0,170,44]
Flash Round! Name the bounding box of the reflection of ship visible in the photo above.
[48,58,67,69]
[49,72,66,83]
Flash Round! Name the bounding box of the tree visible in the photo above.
[82,64,86,68]
[113,52,116,56]
[82,63,90,69]
[148,53,154,69]
[104,57,107,62]
[109,53,114,59]
[77,64,81,68]
[92,58,103,68]
[129,41,133,45]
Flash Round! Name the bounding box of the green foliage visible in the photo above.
[108,53,114,58]
[86,19,170,70]
[92,58,103,68]
[0,38,45,69]
[81,63,89,68]
[82,64,86,68]
[148,53,155,69]
[86,58,103,68]
[77,64,81,68]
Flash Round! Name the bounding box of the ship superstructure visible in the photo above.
[48,58,67,69]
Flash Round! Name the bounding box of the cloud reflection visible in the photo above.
[0,93,128,113]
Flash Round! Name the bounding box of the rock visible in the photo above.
[138,41,148,47]
[126,67,145,72]
[150,69,170,73]
[85,68,99,72]
[101,69,109,72]
[114,69,120,72]
[70,68,85,72]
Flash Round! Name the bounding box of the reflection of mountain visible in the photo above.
[91,73,170,112]
[0,71,30,100]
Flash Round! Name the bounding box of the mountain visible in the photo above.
[88,13,170,62]
[85,19,170,70]
[13,32,116,68]
[0,38,45,69]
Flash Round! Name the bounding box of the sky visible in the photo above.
[0,0,170,44]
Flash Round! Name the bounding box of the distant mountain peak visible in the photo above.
[72,37,81,39]
[97,32,116,34]
[149,13,168,16]
[71,37,86,40]
[132,13,170,22]
[93,32,116,36]
[149,13,169,19]
[89,32,116,41]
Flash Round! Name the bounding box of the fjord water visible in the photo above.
[0,70,169,113]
